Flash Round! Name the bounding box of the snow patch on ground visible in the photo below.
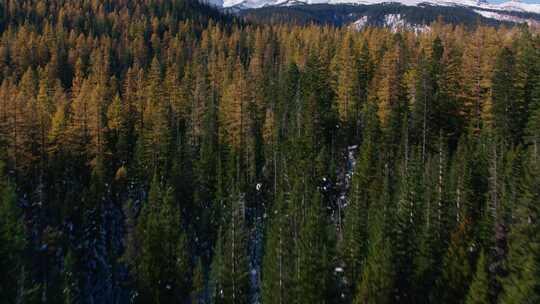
[352,15,369,30]
[384,13,407,30]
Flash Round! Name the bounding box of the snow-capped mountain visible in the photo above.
[230,0,540,30]
[220,0,540,14]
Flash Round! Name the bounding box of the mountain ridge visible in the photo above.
[223,0,540,29]
[216,0,540,13]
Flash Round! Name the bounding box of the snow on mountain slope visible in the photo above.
[495,1,540,14]
[351,14,432,32]
[222,0,540,15]
[474,9,540,26]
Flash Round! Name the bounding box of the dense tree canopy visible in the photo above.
[0,0,539,303]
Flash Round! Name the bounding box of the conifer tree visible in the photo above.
[35,73,54,169]
[355,42,373,140]
[525,65,540,160]
[411,49,435,159]
[261,191,295,304]
[342,101,380,294]
[211,190,250,304]
[465,250,490,304]
[62,250,81,304]
[353,168,394,304]
[301,50,338,152]
[447,137,475,230]
[17,67,38,171]
[353,218,394,304]
[297,190,332,304]
[336,33,359,141]
[377,36,408,160]
[48,86,70,158]
[210,228,225,304]
[192,258,205,304]
[135,177,189,303]
[0,161,28,301]
[138,57,172,176]
[460,30,481,133]
[278,62,301,139]
[491,47,520,144]
[435,220,474,304]
[513,29,538,144]
[393,149,424,303]
[498,156,540,304]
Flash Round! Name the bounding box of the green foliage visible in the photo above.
[297,190,332,304]
[353,176,394,304]
[342,101,380,294]
[491,47,524,144]
[498,157,540,303]
[0,165,27,302]
[261,192,295,304]
[134,178,190,303]
[192,258,205,304]
[210,191,250,304]
[0,2,538,303]
[465,250,490,304]
[393,150,424,302]
[62,250,80,304]
[435,221,474,304]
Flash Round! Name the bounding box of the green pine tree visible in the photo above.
[211,190,250,304]
[261,191,295,304]
[525,61,540,160]
[465,250,490,304]
[135,177,189,303]
[393,150,424,303]
[296,190,331,304]
[62,250,80,304]
[491,47,521,144]
[192,258,205,304]
[353,168,394,304]
[342,100,380,295]
[435,220,474,304]
[498,156,540,303]
[0,162,29,302]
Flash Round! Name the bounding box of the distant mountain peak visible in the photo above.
[222,0,540,14]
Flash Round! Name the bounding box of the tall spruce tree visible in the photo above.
[435,220,474,304]
[0,161,31,302]
[296,190,332,304]
[491,47,521,145]
[211,190,250,304]
[393,149,424,303]
[498,156,540,303]
[353,166,394,304]
[465,250,490,304]
[261,191,295,304]
[342,100,380,295]
[135,177,189,303]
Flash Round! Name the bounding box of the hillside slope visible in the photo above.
[215,0,540,28]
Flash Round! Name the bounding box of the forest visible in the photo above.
[0,0,539,303]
